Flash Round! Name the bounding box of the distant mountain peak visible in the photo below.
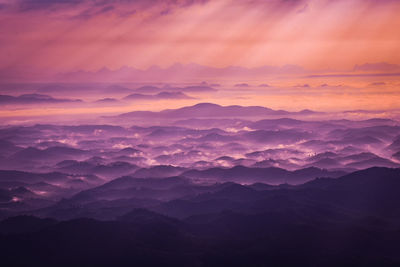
[353,62,400,72]
[192,102,221,108]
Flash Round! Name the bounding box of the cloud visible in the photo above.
[16,0,82,12]
[72,5,115,20]
[296,3,308,13]
[1,0,312,18]
[1,0,209,18]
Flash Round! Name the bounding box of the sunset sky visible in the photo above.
[0,0,400,72]
[0,0,400,122]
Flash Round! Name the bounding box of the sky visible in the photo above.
[0,0,400,72]
[0,0,400,122]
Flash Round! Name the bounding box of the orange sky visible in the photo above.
[0,0,400,72]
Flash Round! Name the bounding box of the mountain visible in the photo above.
[1,210,398,266]
[182,166,345,184]
[117,103,319,120]
[1,168,399,266]
[152,167,400,219]
[173,118,250,129]
[57,161,139,178]
[53,63,306,82]
[133,85,217,93]
[132,165,187,178]
[387,135,400,152]
[345,157,399,169]
[241,129,313,144]
[353,62,400,72]
[0,170,103,206]
[117,208,181,225]
[0,94,82,105]
[0,139,22,157]
[93,98,120,104]
[0,215,57,234]
[123,91,193,101]
[9,146,89,166]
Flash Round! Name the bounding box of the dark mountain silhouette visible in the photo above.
[14,146,85,158]
[36,84,134,96]
[103,84,134,94]
[345,157,399,169]
[328,126,399,142]
[250,118,304,129]
[393,151,400,161]
[306,157,343,169]
[151,167,400,219]
[53,63,306,82]
[62,124,127,134]
[0,168,399,266]
[241,129,313,144]
[330,135,384,147]
[133,85,217,93]
[188,133,238,143]
[388,135,400,152]
[123,91,193,101]
[134,85,162,93]
[353,62,400,72]
[7,146,90,168]
[94,97,120,104]
[117,208,180,225]
[133,165,187,178]
[307,151,338,161]
[117,103,319,120]
[182,166,345,184]
[0,170,103,206]
[234,83,249,87]
[0,139,22,157]
[173,118,249,129]
[339,152,378,162]
[0,170,72,184]
[0,101,400,267]
[0,215,57,234]
[57,160,139,178]
[0,94,82,105]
